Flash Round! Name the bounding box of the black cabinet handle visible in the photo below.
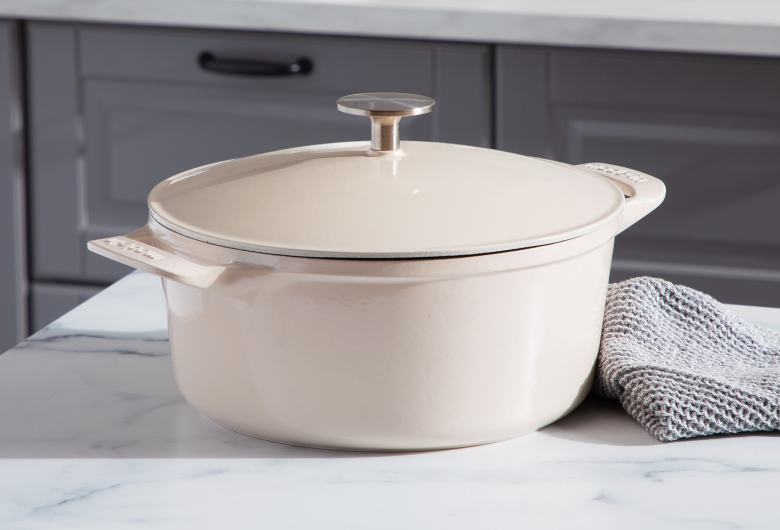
[198,52,313,77]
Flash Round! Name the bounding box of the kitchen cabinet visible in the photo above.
[0,20,25,352]
[497,46,780,307]
[25,22,491,332]
[11,20,780,339]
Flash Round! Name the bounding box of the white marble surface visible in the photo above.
[2,270,780,528]
[3,0,780,57]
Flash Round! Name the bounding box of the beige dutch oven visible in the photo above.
[89,93,665,451]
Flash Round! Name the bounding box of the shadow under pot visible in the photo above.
[89,92,665,451]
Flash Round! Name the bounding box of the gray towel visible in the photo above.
[597,277,780,442]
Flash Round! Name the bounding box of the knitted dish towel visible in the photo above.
[597,276,780,442]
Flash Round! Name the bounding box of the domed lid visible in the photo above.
[148,93,624,259]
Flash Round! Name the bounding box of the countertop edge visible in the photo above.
[3,1,780,57]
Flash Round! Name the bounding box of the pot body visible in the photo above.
[162,236,614,451]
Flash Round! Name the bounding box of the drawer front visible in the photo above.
[79,27,436,94]
[497,45,780,305]
[29,23,492,283]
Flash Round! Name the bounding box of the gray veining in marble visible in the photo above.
[1,270,780,529]
[3,0,780,57]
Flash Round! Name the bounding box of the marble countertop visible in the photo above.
[2,271,780,528]
[2,0,780,57]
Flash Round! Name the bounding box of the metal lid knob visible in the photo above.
[337,92,434,152]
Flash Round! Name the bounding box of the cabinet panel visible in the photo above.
[495,47,548,157]
[27,24,81,280]
[557,109,780,248]
[82,81,431,227]
[29,23,492,284]
[0,20,26,352]
[497,45,780,305]
[551,50,780,114]
[30,283,104,334]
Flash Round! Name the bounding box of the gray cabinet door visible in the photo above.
[30,282,103,334]
[0,20,26,352]
[497,45,780,306]
[28,23,492,285]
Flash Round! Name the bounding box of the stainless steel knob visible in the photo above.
[337,92,435,152]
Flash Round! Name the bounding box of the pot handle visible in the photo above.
[577,163,666,235]
[88,235,226,290]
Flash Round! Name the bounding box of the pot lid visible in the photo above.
[148,93,624,259]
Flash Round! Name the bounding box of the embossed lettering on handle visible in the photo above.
[88,235,226,290]
[577,162,666,235]
[581,163,648,184]
[101,238,166,261]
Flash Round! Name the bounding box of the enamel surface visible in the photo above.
[162,237,613,450]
